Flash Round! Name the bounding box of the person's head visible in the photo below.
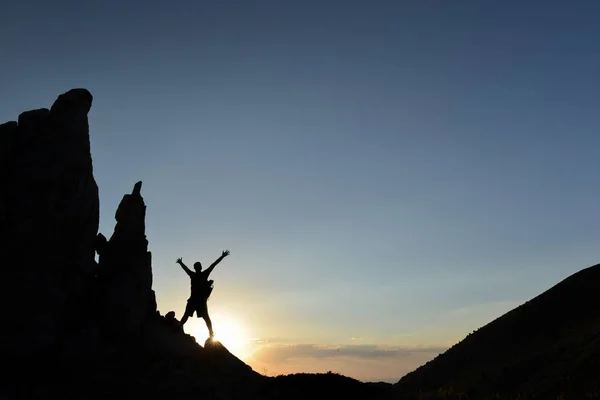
[193,261,202,272]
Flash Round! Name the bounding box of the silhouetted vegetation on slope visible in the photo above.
[257,372,394,400]
[395,264,600,399]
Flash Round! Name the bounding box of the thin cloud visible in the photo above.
[245,343,448,383]
[249,343,448,363]
[248,338,270,345]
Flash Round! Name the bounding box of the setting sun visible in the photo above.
[185,313,250,358]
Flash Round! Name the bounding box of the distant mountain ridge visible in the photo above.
[395,264,600,398]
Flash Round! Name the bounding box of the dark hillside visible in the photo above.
[395,264,600,398]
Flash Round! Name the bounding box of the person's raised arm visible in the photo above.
[205,250,230,276]
[176,257,193,277]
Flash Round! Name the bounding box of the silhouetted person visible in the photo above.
[176,250,230,337]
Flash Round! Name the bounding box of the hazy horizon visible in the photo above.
[2,0,600,382]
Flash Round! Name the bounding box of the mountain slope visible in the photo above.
[395,264,600,398]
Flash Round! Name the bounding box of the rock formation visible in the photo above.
[0,89,99,356]
[0,88,258,364]
[0,89,394,400]
[0,89,222,359]
[96,181,156,341]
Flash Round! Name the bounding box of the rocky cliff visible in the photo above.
[0,89,394,400]
[0,89,99,356]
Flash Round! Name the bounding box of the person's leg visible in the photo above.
[180,301,195,327]
[203,312,214,337]
[180,311,190,327]
[200,302,214,337]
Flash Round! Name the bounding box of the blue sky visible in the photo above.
[2,0,600,382]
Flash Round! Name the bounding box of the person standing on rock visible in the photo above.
[176,250,230,337]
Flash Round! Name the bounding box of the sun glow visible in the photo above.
[186,313,251,358]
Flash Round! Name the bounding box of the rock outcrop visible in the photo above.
[96,181,156,341]
[0,89,99,356]
[0,88,258,377]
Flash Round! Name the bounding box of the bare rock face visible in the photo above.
[0,89,99,356]
[0,90,264,400]
[96,181,157,341]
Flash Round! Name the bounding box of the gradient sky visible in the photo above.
[2,0,600,382]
